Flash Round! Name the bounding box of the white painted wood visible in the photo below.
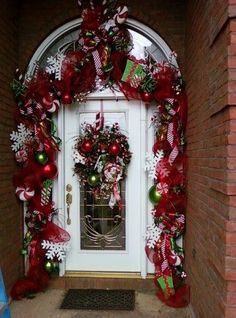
[64,98,144,272]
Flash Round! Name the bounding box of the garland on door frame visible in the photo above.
[10,0,189,306]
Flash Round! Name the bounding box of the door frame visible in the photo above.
[63,95,146,274]
[26,17,178,279]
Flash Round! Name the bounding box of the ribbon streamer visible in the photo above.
[92,50,103,76]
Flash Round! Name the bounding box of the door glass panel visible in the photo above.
[78,111,127,250]
[80,182,126,250]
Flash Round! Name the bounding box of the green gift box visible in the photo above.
[121,59,146,85]
[156,274,175,298]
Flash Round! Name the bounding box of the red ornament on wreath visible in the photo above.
[42,162,58,179]
[108,142,121,156]
[61,93,73,104]
[81,140,93,153]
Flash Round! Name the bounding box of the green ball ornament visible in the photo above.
[148,185,162,205]
[52,261,59,274]
[35,151,48,165]
[44,260,53,273]
[87,173,100,187]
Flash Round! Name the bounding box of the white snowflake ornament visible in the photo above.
[45,53,65,80]
[10,123,33,152]
[41,240,70,261]
[145,223,162,249]
[145,150,164,180]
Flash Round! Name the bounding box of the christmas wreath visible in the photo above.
[10,0,189,307]
[73,121,131,208]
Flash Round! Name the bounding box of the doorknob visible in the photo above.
[66,184,72,225]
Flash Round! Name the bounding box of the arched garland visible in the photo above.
[10,0,189,307]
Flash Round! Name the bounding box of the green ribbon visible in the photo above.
[48,118,62,147]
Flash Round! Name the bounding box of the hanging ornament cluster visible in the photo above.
[73,121,131,208]
[10,0,189,306]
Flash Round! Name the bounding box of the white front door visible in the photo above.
[64,96,145,273]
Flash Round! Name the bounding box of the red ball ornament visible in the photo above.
[62,93,73,104]
[141,91,154,104]
[81,140,93,153]
[42,162,58,179]
[108,142,121,156]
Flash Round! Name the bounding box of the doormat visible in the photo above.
[60,289,135,311]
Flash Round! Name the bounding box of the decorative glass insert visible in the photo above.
[38,23,167,69]
[80,182,126,250]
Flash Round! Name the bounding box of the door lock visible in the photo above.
[66,184,72,225]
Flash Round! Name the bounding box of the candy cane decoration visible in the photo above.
[42,97,60,113]
[114,6,128,25]
[95,100,104,132]
[41,179,53,206]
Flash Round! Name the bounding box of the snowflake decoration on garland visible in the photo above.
[156,159,170,178]
[10,123,33,152]
[145,224,162,249]
[145,150,164,180]
[45,53,65,81]
[41,240,71,261]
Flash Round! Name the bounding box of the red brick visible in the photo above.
[225,270,236,280]
[224,306,236,318]
[227,281,236,292]
[225,292,236,306]
[229,5,236,17]
[225,221,236,232]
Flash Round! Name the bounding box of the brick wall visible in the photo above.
[185,0,236,317]
[0,0,23,292]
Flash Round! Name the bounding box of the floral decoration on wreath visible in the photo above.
[9,0,189,307]
[73,121,132,208]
